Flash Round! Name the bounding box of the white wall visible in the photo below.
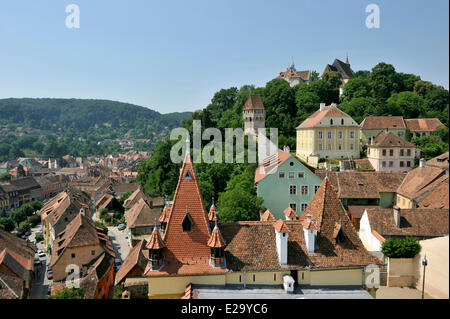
[358,210,383,252]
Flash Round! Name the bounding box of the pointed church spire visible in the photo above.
[346,53,349,65]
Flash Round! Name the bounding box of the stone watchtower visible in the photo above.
[243,94,266,137]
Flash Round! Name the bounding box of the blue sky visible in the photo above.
[0,0,448,113]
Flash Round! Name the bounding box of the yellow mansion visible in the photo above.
[296,103,360,167]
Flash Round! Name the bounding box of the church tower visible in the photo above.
[243,94,266,137]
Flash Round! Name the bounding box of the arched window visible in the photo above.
[341,119,344,125]
[330,119,333,125]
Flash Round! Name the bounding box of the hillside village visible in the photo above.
[0,59,449,300]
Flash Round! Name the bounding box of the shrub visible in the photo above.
[381,237,421,258]
[35,233,44,243]
[46,287,85,299]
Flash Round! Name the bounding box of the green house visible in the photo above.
[255,150,322,220]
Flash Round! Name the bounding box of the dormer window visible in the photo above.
[184,169,193,180]
[182,207,193,232]
[336,229,346,244]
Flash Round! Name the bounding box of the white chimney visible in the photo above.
[303,226,317,254]
[393,206,400,229]
[419,158,426,168]
[275,228,289,265]
[319,103,325,111]
[370,136,374,145]
[331,103,337,107]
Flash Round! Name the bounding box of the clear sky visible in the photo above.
[0,0,448,113]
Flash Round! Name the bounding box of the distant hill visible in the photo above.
[0,98,191,133]
[0,98,192,161]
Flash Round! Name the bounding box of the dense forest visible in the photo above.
[137,62,449,221]
[0,98,191,161]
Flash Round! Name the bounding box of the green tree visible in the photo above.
[322,71,342,90]
[414,80,435,98]
[137,139,181,198]
[0,217,15,232]
[216,165,263,222]
[386,91,424,118]
[369,62,402,102]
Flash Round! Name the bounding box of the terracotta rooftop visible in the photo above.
[146,153,225,276]
[146,228,166,250]
[276,69,310,81]
[261,209,276,221]
[366,207,449,237]
[426,152,449,171]
[208,203,217,222]
[348,205,380,219]
[417,178,449,209]
[397,165,447,202]
[0,229,35,298]
[115,239,148,285]
[125,198,161,228]
[207,224,227,248]
[296,105,355,129]
[273,220,290,233]
[360,116,406,130]
[51,213,115,268]
[315,171,406,199]
[243,94,265,111]
[405,118,444,132]
[284,207,299,219]
[254,149,292,184]
[369,131,415,148]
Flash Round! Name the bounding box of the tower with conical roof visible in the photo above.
[243,94,266,137]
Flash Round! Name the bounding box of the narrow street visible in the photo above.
[29,223,51,299]
[107,226,130,262]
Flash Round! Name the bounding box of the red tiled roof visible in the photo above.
[273,220,290,233]
[146,228,165,250]
[316,171,406,199]
[360,116,406,130]
[397,166,447,202]
[366,207,449,237]
[283,207,298,219]
[207,225,226,248]
[243,94,265,110]
[369,131,415,148]
[148,153,224,276]
[254,149,291,184]
[125,198,161,228]
[208,204,217,222]
[347,205,379,219]
[405,118,444,132]
[426,152,449,171]
[261,209,276,221]
[418,178,449,209]
[276,69,310,81]
[296,105,354,129]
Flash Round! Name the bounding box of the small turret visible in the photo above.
[146,224,166,271]
[207,218,226,268]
